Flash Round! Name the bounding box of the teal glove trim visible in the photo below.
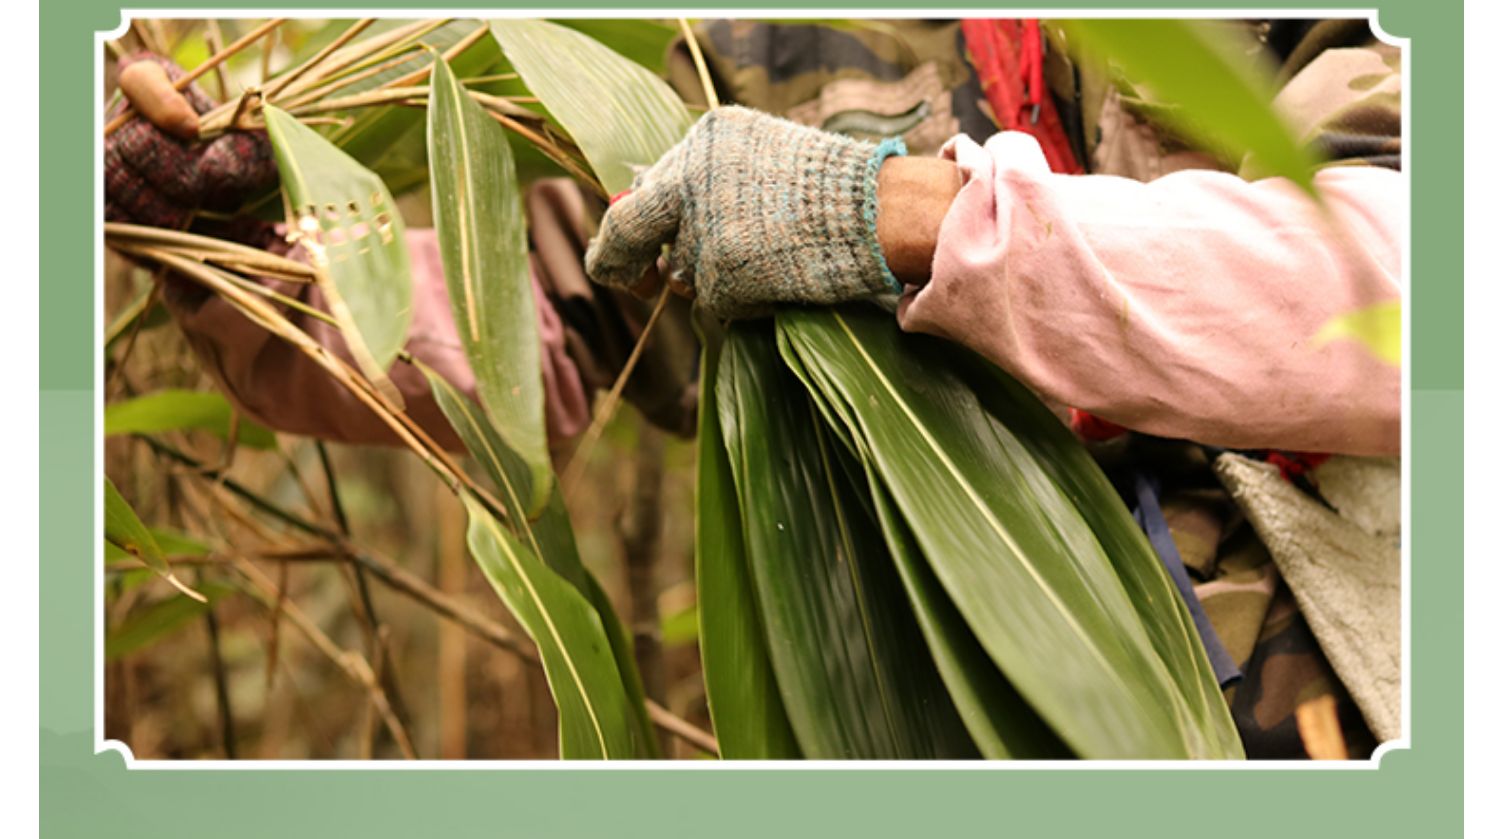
[863,136,909,296]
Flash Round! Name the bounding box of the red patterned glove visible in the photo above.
[104,53,278,229]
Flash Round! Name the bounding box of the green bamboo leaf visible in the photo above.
[1313,300,1401,366]
[105,390,277,450]
[558,19,678,74]
[491,19,695,195]
[105,527,211,566]
[106,583,235,660]
[694,333,800,760]
[778,321,1069,757]
[462,491,641,759]
[1058,19,1319,193]
[718,324,974,759]
[103,477,205,603]
[946,347,1243,759]
[419,363,656,757]
[862,469,1072,759]
[777,306,1235,759]
[262,105,412,401]
[427,55,551,515]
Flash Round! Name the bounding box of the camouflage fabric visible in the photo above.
[666,20,997,156]
[1097,442,1379,760]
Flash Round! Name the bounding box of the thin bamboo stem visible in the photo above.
[232,555,417,759]
[561,289,672,500]
[262,19,376,100]
[137,438,719,755]
[678,18,721,109]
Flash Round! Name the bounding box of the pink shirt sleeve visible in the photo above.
[897,131,1403,456]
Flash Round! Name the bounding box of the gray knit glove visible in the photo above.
[584,106,907,318]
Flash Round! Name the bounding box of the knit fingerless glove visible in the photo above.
[585,106,906,318]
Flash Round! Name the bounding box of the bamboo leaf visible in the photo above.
[558,19,678,75]
[106,389,277,450]
[106,583,234,660]
[945,345,1244,759]
[419,363,656,757]
[863,468,1072,759]
[694,332,800,760]
[106,527,211,566]
[717,324,973,759]
[262,105,412,401]
[427,55,550,515]
[777,306,1237,759]
[103,477,206,603]
[461,491,641,759]
[1058,19,1319,193]
[1313,300,1401,366]
[491,19,694,195]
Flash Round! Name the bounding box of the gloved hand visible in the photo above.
[584,106,907,318]
[105,54,278,229]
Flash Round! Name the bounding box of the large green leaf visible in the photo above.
[775,314,1054,756]
[427,55,551,515]
[946,348,1242,759]
[105,389,276,450]
[462,491,642,759]
[558,19,678,75]
[263,105,412,396]
[717,324,973,759]
[491,19,695,195]
[694,332,799,760]
[1057,19,1318,193]
[104,477,204,602]
[419,364,656,757]
[863,466,1071,760]
[777,306,1237,759]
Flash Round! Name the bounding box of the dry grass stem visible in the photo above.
[561,289,673,500]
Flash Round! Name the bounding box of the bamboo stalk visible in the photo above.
[232,555,417,759]
[262,19,377,100]
[106,222,315,279]
[203,21,231,100]
[385,22,490,91]
[678,19,721,109]
[106,18,287,136]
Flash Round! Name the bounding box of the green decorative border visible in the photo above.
[42,3,1461,835]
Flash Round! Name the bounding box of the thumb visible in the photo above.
[585,156,684,292]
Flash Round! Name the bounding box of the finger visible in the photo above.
[626,261,665,301]
[584,178,682,291]
[119,61,200,140]
[664,246,697,299]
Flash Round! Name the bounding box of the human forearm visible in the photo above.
[897,132,1403,455]
[874,156,961,286]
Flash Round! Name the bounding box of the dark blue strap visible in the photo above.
[1131,471,1242,689]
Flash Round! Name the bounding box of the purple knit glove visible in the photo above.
[104,54,279,229]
